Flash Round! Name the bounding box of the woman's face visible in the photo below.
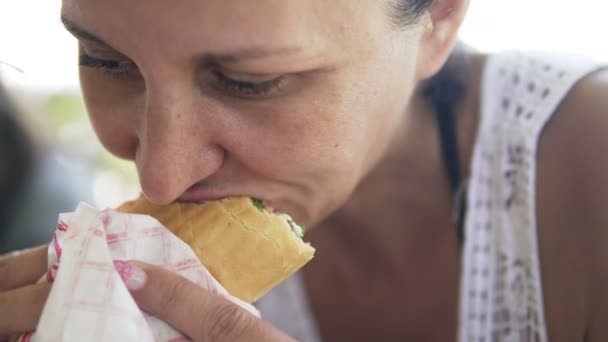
[61,0,431,226]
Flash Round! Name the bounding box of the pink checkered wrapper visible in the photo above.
[17,202,260,342]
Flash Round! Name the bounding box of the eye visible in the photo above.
[211,70,285,99]
[79,53,140,79]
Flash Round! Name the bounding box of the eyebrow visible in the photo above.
[204,46,303,64]
[61,15,304,64]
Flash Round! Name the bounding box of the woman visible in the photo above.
[1,0,607,341]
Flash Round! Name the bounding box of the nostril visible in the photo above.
[139,178,178,205]
[136,145,227,206]
[143,192,169,205]
[136,161,186,205]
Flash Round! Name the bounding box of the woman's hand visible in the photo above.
[120,261,295,342]
[0,246,50,340]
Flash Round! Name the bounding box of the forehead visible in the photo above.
[61,0,388,58]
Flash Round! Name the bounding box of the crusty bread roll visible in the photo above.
[116,196,315,303]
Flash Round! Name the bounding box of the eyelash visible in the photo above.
[79,54,134,76]
[211,70,283,97]
[78,53,284,98]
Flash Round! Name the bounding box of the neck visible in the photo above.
[319,50,485,241]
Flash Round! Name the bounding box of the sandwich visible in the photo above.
[116,196,315,303]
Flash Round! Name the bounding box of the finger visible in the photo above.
[0,282,51,336]
[122,261,292,342]
[0,246,48,291]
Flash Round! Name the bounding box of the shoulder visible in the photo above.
[538,66,608,214]
[536,66,608,340]
[540,66,608,193]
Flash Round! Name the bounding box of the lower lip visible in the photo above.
[263,200,289,216]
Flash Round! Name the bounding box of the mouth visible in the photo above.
[178,188,223,202]
[177,185,245,203]
[176,182,293,220]
[177,182,270,207]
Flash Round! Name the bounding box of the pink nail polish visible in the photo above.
[113,260,147,290]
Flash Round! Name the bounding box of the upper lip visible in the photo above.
[177,183,259,203]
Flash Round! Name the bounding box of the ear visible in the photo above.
[415,0,470,80]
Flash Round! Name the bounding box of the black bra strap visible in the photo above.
[422,46,468,248]
[435,100,462,194]
[434,99,466,248]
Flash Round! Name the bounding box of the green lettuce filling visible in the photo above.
[250,197,305,239]
[251,198,265,212]
[287,220,305,239]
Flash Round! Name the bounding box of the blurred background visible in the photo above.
[0,0,606,252]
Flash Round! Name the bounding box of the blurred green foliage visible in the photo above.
[43,92,86,130]
[35,91,138,184]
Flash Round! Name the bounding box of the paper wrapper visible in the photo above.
[18,203,259,342]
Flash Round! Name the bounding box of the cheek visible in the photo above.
[229,84,385,220]
[230,94,364,180]
[80,70,140,160]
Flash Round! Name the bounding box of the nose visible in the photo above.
[136,82,225,205]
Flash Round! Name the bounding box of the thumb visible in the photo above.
[115,261,292,342]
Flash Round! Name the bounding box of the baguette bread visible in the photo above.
[116,196,315,303]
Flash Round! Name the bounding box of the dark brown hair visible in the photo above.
[388,0,467,106]
[389,0,434,27]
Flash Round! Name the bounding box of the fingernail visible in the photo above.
[113,260,147,290]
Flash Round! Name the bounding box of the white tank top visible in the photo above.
[255,51,605,342]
